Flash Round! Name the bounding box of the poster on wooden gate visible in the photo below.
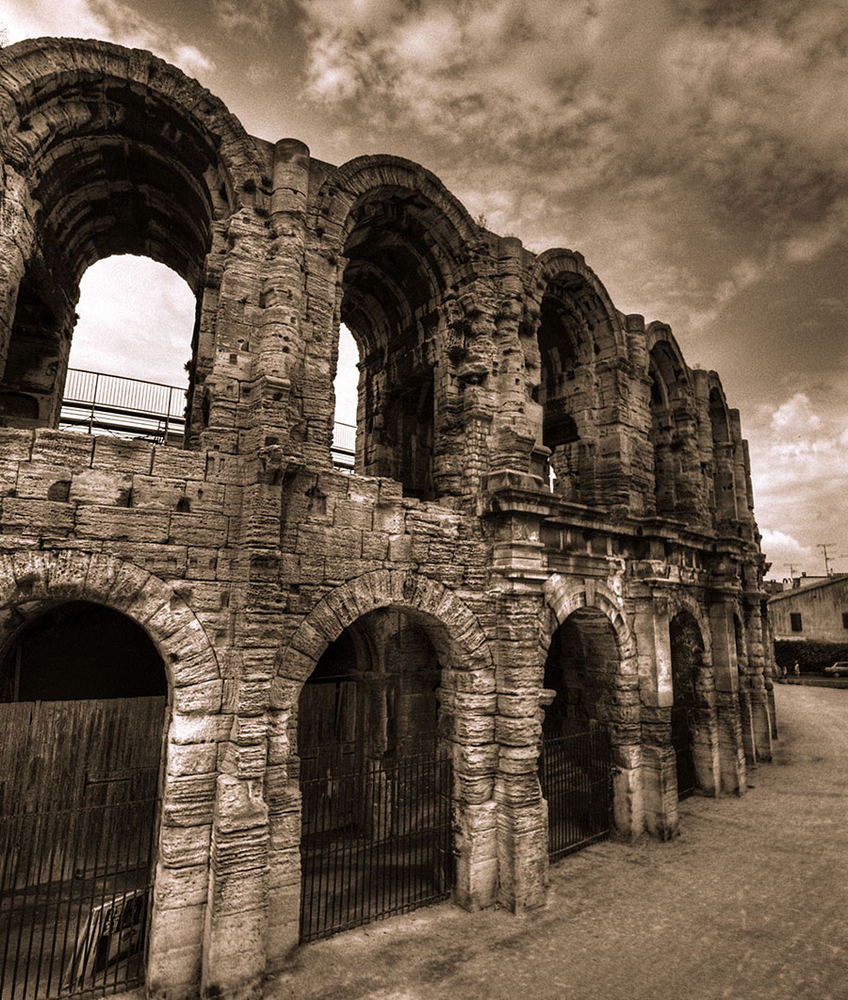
[63,888,147,989]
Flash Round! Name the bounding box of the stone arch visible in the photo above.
[668,603,721,797]
[666,590,713,664]
[314,154,480,260]
[707,375,739,524]
[309,156,482,497]
[267,570,497,949]
[0,547,223,996]
[0,37,262,431]
[532,249,627,360]
[275,568,493,701]
[541,573,641,838]
[542,573,636,665]
[0,549,220,695]
[0,37,259,205]
[647,326,700,519]
[530,250,628,505]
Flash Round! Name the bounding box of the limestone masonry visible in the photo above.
[0,38,776,1000]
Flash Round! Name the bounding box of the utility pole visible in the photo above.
[784,563,798,580]
[817,543,835,577]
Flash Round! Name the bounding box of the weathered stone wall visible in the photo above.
[0,36,776,1000]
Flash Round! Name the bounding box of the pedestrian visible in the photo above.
[781,663,787,680]
[793,661,800,680]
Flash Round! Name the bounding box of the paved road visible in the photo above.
[271,685,848,1000]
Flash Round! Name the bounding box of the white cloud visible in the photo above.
[771,393,822,433]
[759,528,816,579]
[1,0,215,78]
[69,256,194,388]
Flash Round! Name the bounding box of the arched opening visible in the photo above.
[535,272,621,504]
[331,324,360,470]
[338,188,457,499]
[59,257,194,445]
[709,387,738,523]
[0,601,168,996]
[669,610,704,799]
[540,608,616,859]
[296,607,452,941]
[648,339,701,520]
[0,69,232,443]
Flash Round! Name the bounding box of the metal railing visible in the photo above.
[60,369,358,466]
[540,728,612,861]
[299,742,452,942]
[60,369,186,445]
[0,792,159,999]
[331,421,355,469]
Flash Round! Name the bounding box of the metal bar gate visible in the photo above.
[671,705,698,799]
[0,793,159,999]
[540,729,612,861]
[299,744,452,943]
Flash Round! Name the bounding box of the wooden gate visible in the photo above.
[0,697,166,999]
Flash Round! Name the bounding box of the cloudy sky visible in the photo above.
[2,0,847,579]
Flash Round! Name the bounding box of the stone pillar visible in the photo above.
[147,713,220,1000]
[201,693,271,1000]
[0,167,35,381]
[489,238,539,478]
[441,664,499,911]
[202,773,269,999]
[692,661,721,797]
[492,593,547,911]
[634,594,677,838]
[264,710,300,972]
[743,605,773,762]
[195,208,270,456]
[708,600,746,793]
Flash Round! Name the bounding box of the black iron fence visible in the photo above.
[0,795,158,999]
[299,743,452,943]
[540,728,612,861]
[671,705,698,799]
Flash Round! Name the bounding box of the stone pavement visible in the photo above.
[270,684,848,1000]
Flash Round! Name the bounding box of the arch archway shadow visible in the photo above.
[296,607,452,942]
[0,601,168,997]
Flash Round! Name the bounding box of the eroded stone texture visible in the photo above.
[0,36,776,1000]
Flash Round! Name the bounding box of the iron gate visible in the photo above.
[671,705,698,799]
[0,790,158,999]
[299,742,452,942]
[540,729,612,861]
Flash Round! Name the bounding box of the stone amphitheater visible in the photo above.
[0,37,776,1000]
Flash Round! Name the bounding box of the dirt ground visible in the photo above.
[269,684,848,1000]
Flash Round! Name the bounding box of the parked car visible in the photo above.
[824,661,848,677]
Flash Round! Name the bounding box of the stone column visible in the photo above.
[492,593,548,911]
[633,592,678,838]
[708,600,746,793]
[440,663,499,911]
[743,601,774,762]
[201,771,269,1000]
[0,167,35,381]
[488,238,539,478]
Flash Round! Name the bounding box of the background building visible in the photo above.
[769,575,848,673]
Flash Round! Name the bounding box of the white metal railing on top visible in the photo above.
[61,368,357,464]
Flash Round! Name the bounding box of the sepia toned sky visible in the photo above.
[2,0,847,579]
